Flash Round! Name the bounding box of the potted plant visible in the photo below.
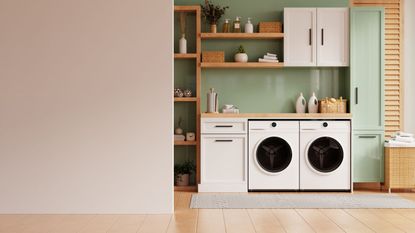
[235,45,248,62]
[201,0,229,33]
[174,160,196,186]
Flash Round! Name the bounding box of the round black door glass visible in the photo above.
[307,137,343,173]
[256,137,292,173]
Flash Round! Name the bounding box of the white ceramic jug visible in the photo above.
[296,93,306,113]
[308,92,318,113]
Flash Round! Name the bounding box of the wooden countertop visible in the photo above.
[201,113,352,119]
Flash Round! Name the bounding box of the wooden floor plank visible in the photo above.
[320,209,374,233]
[223,209,256,233]
[368,209,415,233]
[247,209,286,233]
[271,209,315,233]
[48,215,95,233]
[137,215,171,233]
[107,215,146,233]
[345,209,404,233]
[297,209,344,233]
[167,192,198,233]
[196,209,225,233]
[78,215,119,233]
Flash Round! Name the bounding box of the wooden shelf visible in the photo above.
[174,97,197,102]
[174,185,197,192]
[201,32,284,40]
[174,141,197,146]
[174,5,200,12]
[174,53,198,59]
[201,113,352,119]
[201,62,284,69]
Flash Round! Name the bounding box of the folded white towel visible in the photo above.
[263,55,278,60]
[395,135,415,143]
[266,53,277,57]
[397,132,414,137]
[258,58,279,63]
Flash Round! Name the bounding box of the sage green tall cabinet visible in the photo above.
[350,7,385,182]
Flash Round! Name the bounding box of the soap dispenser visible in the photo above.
[222,19,230,33]
[233,16,241,33]
[296,93,306,113]
[245,17,253,33]
[308,92,318,113]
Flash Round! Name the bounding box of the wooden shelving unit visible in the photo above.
[174,5,201,192]
[174,53,198,59]
[201,62,284,69]
[201,32,284,40]
[174,141,197,146]
[174,97,197,102]
[174,185,197,192]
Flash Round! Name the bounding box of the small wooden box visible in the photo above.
[202,51,225,63]
[259,22,282,33]
[385,146,415,192]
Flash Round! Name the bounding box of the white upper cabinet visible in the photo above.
[284,8,349,67]
[284,8,317,66]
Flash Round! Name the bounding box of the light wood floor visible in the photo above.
[2,191,415,233]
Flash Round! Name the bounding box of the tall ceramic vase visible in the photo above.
[179,34,187,54]
[210,24,217,33]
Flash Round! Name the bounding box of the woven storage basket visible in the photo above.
[259,22,282,33]
[385,147,415,191]
[202,51,225,63]
[319,98,347,113]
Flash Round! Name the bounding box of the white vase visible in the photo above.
[179,34,187,54]
[308,92,318,113]
[235,53,248,62]
[296,93,306,113]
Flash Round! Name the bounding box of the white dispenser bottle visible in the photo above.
[296,93,306,113]
[245,17,254,33]
[308,92,318,113]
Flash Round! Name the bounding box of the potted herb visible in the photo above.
[174,160,196,186]
[201,0,229,33]
[235,45,248,63]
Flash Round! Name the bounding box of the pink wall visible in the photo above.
[0,0,173,213]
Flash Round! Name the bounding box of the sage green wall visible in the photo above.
[173,0,349,178]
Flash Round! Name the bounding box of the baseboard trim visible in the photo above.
[353,182,390,192]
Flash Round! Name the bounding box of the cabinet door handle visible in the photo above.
[359,135,376,139]
[355,87,358,105]
[215,139,233,142]
[321,28,324,46]
[309,28,312,46]
[215,125,233,128]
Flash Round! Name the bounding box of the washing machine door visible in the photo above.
[307,136,343,173]
[255,137,292,174]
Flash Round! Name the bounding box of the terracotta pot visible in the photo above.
[176,173,190,186]
[234,53,248,62]
[210,24,217,33]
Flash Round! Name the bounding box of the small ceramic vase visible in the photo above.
[210,24,217,33]
[235,53,248,62]
[296,93,306,113]
[179,34,187,54]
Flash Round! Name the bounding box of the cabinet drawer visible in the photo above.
[201,118,247,134]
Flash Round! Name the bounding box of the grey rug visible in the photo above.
[190,193,415,209]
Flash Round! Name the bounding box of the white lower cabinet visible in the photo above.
[199,119,247,192]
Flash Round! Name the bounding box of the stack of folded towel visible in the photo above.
[385,132,415,147]
[258,53,279,63]
[174,134,185,141]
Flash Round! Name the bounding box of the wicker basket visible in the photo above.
[202,51,225,63]
[319,98,347,113]
[385,147,415,192]
[259,22,282,33]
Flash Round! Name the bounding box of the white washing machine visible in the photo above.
[300,120,351,191]
[249,120,299,190]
